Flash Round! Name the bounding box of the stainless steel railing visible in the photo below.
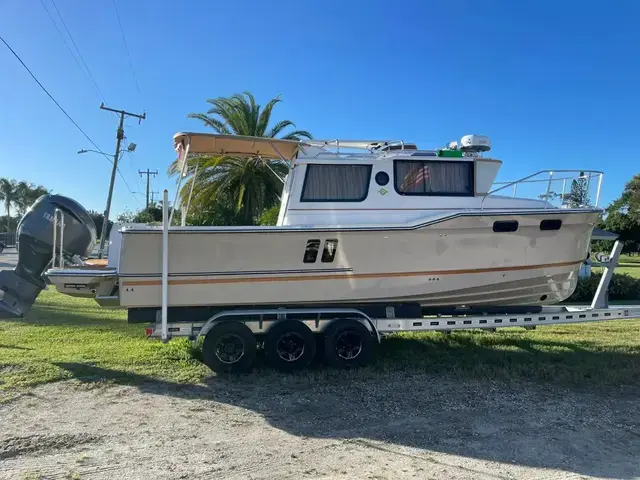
[481,170,603,210]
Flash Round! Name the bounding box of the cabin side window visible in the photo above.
[394,160,474,196]
[303,239,320,263]
[300,164,372,202]
[493,221,519,233]
[321,239,338,263]
[540,219,562,231]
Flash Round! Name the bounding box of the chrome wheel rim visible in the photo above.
[276,332,306,362]
[215,334,245,364]
[335,330,362,360]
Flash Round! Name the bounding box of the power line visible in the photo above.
[96,103,146,257]
[0,34,141,208]
[138,169,158,208]
[38,0,105,103]
[111,0,142,100]
[0,34,107,158]
[48,0,106,103]
[117,168,142,206]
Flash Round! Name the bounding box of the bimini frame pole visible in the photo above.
[169,139,191,226]
[161,189,169,342]
[181,163,199,226]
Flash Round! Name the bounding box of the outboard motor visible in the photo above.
[0,194,96,318]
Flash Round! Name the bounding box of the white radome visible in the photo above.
[460,134,491,152]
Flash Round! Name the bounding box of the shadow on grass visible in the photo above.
[55,346,640,480]
[7,303,128,328]
[373,333,640,387]
[0,344,33,351]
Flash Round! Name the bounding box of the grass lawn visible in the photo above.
[1,289,640,393]
[0,289,210,390]
[593,253,640,278]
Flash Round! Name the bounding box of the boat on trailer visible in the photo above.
[1,131,635,373]
[49,133,601,309]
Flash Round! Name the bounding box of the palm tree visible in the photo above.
[15,182,49,215]
[171,92,311,224]
[0,178,18,232]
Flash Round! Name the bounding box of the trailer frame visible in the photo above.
[144,190,640,372]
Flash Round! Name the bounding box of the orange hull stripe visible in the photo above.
[121,259,583,287]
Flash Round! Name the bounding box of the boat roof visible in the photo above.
[306,139,404,150]
[173,132,303,160]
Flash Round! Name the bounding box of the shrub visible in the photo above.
[258,205,280,226]
[567,272,640,302]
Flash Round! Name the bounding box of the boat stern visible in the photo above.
[46,267,119,304]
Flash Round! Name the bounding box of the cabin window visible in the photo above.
[493,221,519,233]
[394,160,473,196]
[540,219,562,231]
[375,171,390,186]
[300,164,372,202]
[303,239,320,263]
[321,239,338,263]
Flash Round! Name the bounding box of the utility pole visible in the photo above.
[138,169,158,208]
[98,103,145,258]
[149,191,159,206]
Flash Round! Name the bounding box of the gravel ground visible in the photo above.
[1,372,639,480]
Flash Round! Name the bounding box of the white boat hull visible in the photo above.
[45,209,599,309]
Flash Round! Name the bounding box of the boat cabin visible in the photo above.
[171,133,596,228]
[278,137,506,226]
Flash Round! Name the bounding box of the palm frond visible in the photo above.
[257,96,281,136]
[280,130,313,140]
[186,114,231,134]
[185,93,312,224]
[267,120,294,138]
[242,92,260,135]
[207,96,249,134]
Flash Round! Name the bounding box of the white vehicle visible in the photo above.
[2,132,634,373]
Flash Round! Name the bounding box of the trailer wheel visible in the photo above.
[265,320,316,371]
[324,319,373,369]
[202,321,257,374]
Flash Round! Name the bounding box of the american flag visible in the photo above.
[401,165,430,191]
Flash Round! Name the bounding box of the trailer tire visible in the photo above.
[265,320,316,372]
[202,321,257,374]
[324,319,373,369]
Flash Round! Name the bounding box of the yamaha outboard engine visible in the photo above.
[0,194,96,318]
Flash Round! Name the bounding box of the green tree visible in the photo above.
[616,174,640,223]
[88,210,113,240]
[171,92,311,225]
[563,172,590,207]
[15,181,49,215]
[0,178,18,232]
[258,205,280,226]
[116,206,172,225]
[596,174,640,254]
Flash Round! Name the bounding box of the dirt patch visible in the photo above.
[0,373,639,479]
[0,433,102,460]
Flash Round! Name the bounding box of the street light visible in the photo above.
[77,142,138,258]
[77,149,102,155]
[78,142,136,156]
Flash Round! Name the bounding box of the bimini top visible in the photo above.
[173,132,304,160]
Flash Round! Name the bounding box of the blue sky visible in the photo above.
[1,0,639,216]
